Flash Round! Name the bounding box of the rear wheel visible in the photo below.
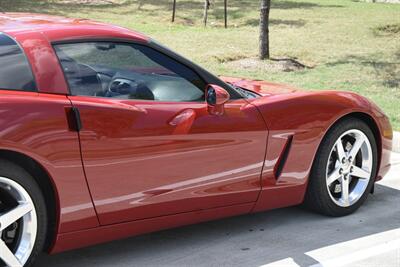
[304,118,378,216]
[0,160,47,267]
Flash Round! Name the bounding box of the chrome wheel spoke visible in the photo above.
[327,167,341,186]
[348,134,366,159]
[335,138,346,160]
[0,240,23,267]
[340,177,350,206]
[0,202,33,231]
[351,165,371,179]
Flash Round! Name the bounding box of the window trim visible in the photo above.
[0,32,38,92]
[52,38,210,101]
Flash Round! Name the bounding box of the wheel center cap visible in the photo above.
[342,161,351,173]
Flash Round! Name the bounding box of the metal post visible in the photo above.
[224,0,227,28]
[172,0,177,22]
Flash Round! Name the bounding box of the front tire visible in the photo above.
[304,118,378,216]
[0,160,47,267]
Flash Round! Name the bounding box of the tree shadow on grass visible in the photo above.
[326,53,400,89]
[272,0,344,9]
[0,0,344,26]
[207,0,343,23]
[244,18,307,27]
[136,0,344,13]
[0,0,134,15]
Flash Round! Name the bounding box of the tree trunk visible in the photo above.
[224,0,227,28]
[172,0,177,22]
[259,0,271,60]
[203,0,210,27]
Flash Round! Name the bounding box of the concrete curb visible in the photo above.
[393,131,400,153]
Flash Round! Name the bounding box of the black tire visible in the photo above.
[304,118,378,216]
[0,159,47,267]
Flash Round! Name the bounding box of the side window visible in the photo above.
[54,42,206,102]
[0,33,36,91]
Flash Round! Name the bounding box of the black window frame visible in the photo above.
[52,38,244,101]
[0,32,38,92]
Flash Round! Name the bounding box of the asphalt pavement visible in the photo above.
[37,152,400,267]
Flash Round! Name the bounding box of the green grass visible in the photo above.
[1,0,399,129]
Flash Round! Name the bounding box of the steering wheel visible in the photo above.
[106,77,155,100]
[106,78,135,97]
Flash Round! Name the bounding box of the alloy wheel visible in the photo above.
[326,129,373,207]
[0,177,37,267]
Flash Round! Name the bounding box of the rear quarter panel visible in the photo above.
[0,90,99,233]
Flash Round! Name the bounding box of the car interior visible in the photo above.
[55,43,206,102]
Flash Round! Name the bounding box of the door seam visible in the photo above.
[67,97,101,225]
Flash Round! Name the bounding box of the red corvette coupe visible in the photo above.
[0,13,393,267]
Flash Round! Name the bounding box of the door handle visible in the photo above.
[65,107,82,132]
[169,109,196,135]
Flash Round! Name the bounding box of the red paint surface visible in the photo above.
[68,96,267,225]
[0,91,99,233]
[0,13,393,254]
[51,203,253,253]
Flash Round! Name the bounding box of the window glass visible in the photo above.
[54,42,206,102]
[0,33,36,91]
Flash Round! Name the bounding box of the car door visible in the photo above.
[54,41,268,225]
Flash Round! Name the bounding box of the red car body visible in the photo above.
[0,13,393,254]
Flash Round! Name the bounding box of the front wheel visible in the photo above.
[304,118,378,216]
[0,160,47,267]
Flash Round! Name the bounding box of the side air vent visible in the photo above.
[274,135,293,179]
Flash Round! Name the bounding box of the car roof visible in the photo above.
[0,12,149,43]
